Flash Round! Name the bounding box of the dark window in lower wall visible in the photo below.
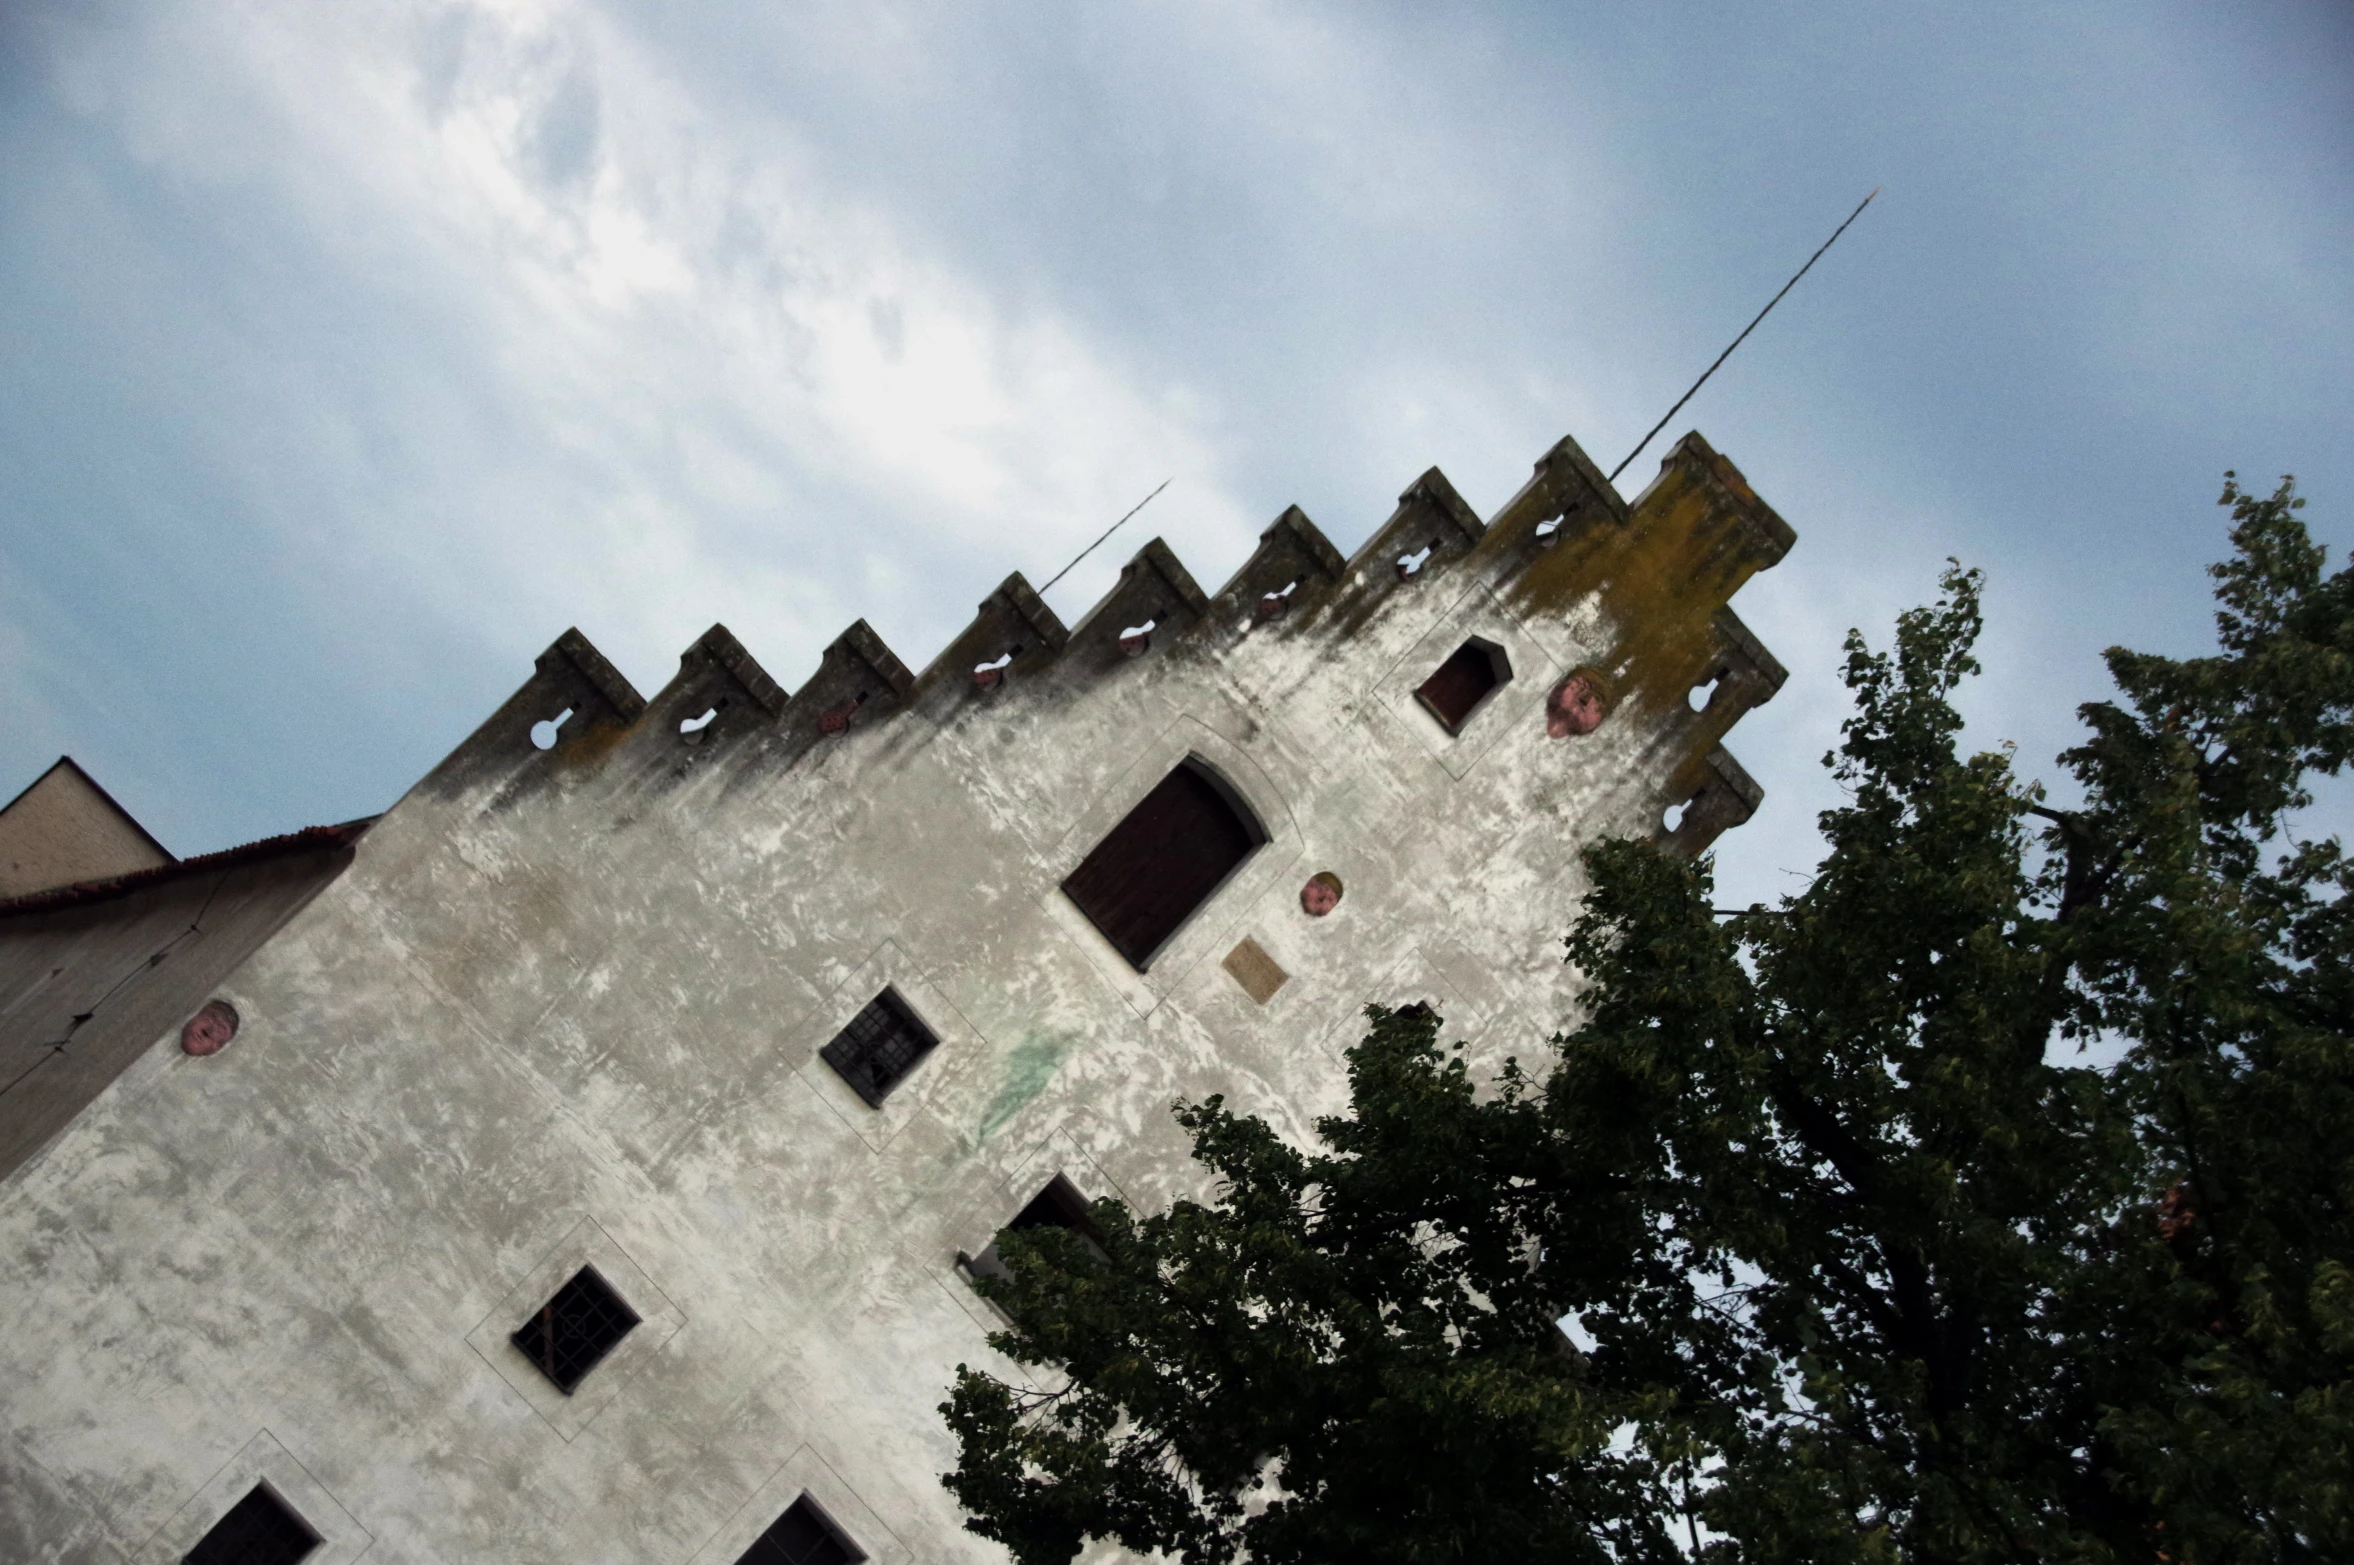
[1416,638,1512,733]
[819,988,940,1107]
[511,1265,640,1394]
[183,1483,319,1565]
[1061,759,1266,969]
[733,1495,866,1565]
[959,1173,1108,1283]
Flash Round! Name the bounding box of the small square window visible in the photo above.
[820,988,940,1107]
[183,1483,319,1565]
[1415,638,1512,733]
[733,1494,866,1565]
[511,1265,640,1394]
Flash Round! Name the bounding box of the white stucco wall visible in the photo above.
[0,428,1792,1565]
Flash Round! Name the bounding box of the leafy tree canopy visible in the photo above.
[942,475,2354,1564]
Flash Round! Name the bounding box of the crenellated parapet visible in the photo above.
[423,425,1797,858]
[1216,505,1348,627]
[912,573,1069,711]
[1064,537,1210,667]
[650,623,787,756]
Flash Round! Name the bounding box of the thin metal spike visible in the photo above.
[1610,187,1881,484]
[1039,479,1172,595]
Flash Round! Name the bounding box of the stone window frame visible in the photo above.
[938,1129,1133,1330]
[1414,635,1514,734]
[792,941,988,1154]
[1371,599,1564,782]
[955,1170,1108,1286]
[687,1444,907,1565]
[466,1217,685,1443]
[1043,715,1302,1019]
[139,1429,371,1565]
[817,987,941,1109]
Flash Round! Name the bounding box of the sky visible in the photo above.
[0,1,2348,912]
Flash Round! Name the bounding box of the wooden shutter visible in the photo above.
[1062,762,1262,969]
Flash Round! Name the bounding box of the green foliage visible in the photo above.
[942,475,2354,1564]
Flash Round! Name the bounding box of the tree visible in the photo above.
[942,475,2354,1564]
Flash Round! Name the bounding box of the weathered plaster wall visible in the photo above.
[0,428,1791,1565]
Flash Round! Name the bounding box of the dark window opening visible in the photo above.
[183,1484,319,1565]
[733,1494,865,1565]
[511,1265,639,1394]
[959,1174,1107,1283]
[1061,759,1265,969]
[1009,1173,1105,1246]
[819,989,940,1107]
[1415,639,1512,733]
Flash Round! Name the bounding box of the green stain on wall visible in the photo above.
[977,1035,1066,1141]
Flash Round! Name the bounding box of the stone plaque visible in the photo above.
[1222,937,1289,1005]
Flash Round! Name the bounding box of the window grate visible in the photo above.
[183,1483,319,1565]
[820,989,939,1108]
[733,1495,865,1565]
[510,1265,640,1394]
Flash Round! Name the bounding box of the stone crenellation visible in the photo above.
[444,427,1790,866]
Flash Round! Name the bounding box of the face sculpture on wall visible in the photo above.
[179,999,241,1057]
[1300,871,1343,918]
[1546,672,1608,738]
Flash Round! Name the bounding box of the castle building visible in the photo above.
[0,427,1791,1565]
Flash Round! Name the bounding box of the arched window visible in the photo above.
[1062,759,1266,970]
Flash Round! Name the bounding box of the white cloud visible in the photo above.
[35,0,1259,693]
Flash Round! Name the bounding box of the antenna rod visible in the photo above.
[1608,186,1880,484]
[1038,478,1172,594]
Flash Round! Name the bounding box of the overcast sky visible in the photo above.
[2,1,2348,910]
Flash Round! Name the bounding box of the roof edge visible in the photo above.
[0,816,375,920]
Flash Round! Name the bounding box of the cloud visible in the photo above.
[2,0,2346,864]
[27,0,1260,701]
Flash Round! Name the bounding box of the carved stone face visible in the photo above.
[1546,674,1607,738]
[1300,872,1343,918]
[179,999,241,1057]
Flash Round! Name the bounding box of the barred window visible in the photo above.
[733,1495,865,1565]
[511,1265,639,1394]
[820,989,939,1108]
[183,1484,318,1565]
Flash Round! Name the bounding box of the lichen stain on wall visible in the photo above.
[977,1033,1069,1142]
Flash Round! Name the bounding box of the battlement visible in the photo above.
[429,427,1791,858]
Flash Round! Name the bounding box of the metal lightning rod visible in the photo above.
[1608,186,1880,485]
[1038,478,1172,595]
